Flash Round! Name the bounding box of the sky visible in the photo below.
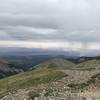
[0,0,100,54]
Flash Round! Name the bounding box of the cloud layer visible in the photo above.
[0,0,100,51]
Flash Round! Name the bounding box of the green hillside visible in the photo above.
[34,58,76,70]
[76,59,100,70]
[34,58,100,71]
[0,67,67,98]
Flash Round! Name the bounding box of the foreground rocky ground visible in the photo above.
[1,91,100,100]
[1,68,100,100]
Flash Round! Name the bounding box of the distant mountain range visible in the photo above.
[0,47,80,57]
[1,54,100,78]
[0,60,23,78]
[1,53,100,78]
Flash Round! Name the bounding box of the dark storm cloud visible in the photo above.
[0,0,100,43]
[0,14,58,29]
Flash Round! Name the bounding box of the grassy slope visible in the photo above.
[76,59,100,70]
[35,58,76,70]
[0,68,67,97]
[35,58,100,71]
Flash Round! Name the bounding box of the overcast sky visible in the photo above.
[0,0,100,53]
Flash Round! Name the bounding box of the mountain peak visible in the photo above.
[34,58,75,70]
